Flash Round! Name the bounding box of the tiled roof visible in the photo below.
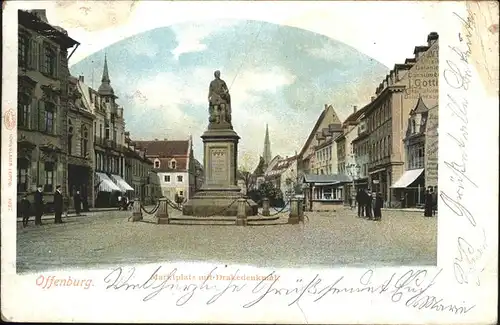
[269,155,297,174]
[343,105,368,124]
[134,140,189,157]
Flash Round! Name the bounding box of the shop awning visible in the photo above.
[96,172,121,192]
[314,182,340,186]
[391,168,424,188]
[111,174,134,192]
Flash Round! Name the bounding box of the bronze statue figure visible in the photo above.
[208,70,231,124]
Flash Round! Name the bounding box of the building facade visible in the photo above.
[135,139,197,203]
[66,76,94,210]
[17,9,79,212]
[352,113,370,191]
[264,155,298,201]
[357,32,438,207]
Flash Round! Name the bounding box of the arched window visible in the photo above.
[170,159,176,169]
[154,159,160,169]
[81,125,89,157]
[67,120,73,155]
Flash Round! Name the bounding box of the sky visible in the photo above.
[69,20,389,169]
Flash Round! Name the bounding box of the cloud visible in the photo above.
[170,21,239,60]
[305,42,360,62]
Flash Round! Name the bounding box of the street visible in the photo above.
[16,207,437,273]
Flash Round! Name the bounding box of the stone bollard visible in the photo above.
[156,198,169,224]
[262,197,270,216]
[236,198,247,226]
[288,198,299,224]
[131,198,143,222]
[298,198,304,222]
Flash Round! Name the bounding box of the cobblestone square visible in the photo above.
[16,207,437,273]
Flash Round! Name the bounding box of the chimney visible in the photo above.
[30,10,49,23]
[78,76,84,83]
[427,32,439,46]
[353,105,357,113]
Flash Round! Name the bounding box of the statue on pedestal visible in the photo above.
[208,70,232,124]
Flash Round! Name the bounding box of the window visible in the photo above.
[17,158,29,192]
[81,125,89,157]
[18,34,29,68]
[323,187,332,200]
[68,120,73,155]
[154,160,160,168]
[99,124,103,141]
[44,162,54,192]
[44,104,55,134]
[164,175,171,182]
[171,160,176,169]
[412,120,417,134]
[177,175,183,182]
[42,45,57,76]
[94,122,97,142]
[17,94,30,128]
[105,127,110,140]
[105,97,110,103]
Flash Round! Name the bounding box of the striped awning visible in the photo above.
[111,174,134,192]
[96,172,121,192]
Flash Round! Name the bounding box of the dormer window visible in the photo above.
[170,159,177,169]
[411,120,416,134]
[154,159,160,169]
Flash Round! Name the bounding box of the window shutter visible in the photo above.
[27,38,34,69]
[31,99,38,130]
[39,100,45,131]
[39,43,44,73]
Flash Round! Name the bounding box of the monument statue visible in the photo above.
[208,70,231,124]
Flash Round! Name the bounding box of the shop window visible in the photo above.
[44,162,54,192]
[17,158,29,192]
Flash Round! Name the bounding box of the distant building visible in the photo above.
[17,9,79,211]
[135,138,197,202]
[262,124,272,168]
[264,155,298,200]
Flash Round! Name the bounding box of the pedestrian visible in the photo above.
[365,189,373,220]
[432,186,438,216]
[118,195,123,211]
[73,190,82,216]
[20,194,31,227]
[122,195,129,211]
[424,188,433,217]
[34,185,44,226]
[374,192,384,221]
[348,196,353,209]
[54,185,64,224]
[356,189,364,217]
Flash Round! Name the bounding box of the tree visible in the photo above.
[258,181,284,207]
[238,170,255,194]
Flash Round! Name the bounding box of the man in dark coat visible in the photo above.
[73,190,82,216]
[424,188,433,217]
[432,186,438,216]
[374,192,384,221]
[54,185,64,224]
[356,189,364,217]
[34,185,44,226]
[20,194,31,227]
[365,189,373,219]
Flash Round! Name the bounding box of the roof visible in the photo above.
[153,157,188,172]
[299,104,342,157]
[303,173,352,183]
[266,155,297,176]
[134,140,190,157]
[343,105,368,124]
[19,10,79,49]
[98,54,115,97]
[412,97,429,115]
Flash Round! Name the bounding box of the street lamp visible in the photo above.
[346,162,361,208]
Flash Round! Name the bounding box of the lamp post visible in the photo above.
[346,162,361,208]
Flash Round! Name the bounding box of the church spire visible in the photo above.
[98,54,115,97]
[263,123,272,167]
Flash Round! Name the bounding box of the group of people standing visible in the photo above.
[424,186,438,217]
[355,188,384,221]
[20,186,86,227]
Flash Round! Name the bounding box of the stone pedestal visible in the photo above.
[131,198,143,222]
[298,198,304,222]
[262,198,270,216]
[183,128,258,216]
[236,198,248,226]
[288,198,299,224]
[156,198,169,224]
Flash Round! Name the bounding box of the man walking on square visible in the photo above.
[365,189,373,219]
[54,185,64,224]
[20,194,31,227]
[73,190,82,216]
[34,185,44,226]
[356,189,364,217]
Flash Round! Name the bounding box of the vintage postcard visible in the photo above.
[1,1,498,323]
